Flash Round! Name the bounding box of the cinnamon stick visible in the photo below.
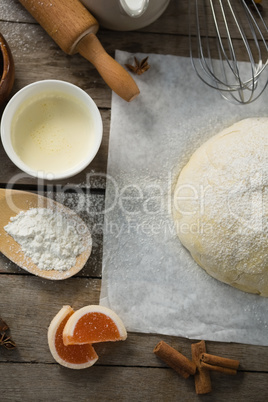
[200,361,237,375]
[201,353,239,370]
[191,340,212,394]
[154,341,196,379]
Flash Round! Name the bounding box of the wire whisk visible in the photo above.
[189,0,268,104]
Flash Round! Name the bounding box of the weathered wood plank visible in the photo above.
[1,0,267,40]
[1,4,268,401]
[0,275,101,362]
[2,0,181,32]
[0,20,262,187]
[0,192,105,276]
[0,0,34,23]
[1,364,268,402]
[0,20,112,108]
[0,20,188,110]
[0,275,267,373]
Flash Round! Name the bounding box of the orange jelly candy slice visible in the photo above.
[48,305,98,369]
[63,305,127,346]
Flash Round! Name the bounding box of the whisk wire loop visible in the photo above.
[189,0,268,104]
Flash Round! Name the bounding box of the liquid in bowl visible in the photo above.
[11,91,95,176]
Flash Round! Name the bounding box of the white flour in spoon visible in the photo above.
[4,208,85,271]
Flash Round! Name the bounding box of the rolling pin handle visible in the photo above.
[77,34,140,102]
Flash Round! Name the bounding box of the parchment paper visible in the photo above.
[100,51,268,345]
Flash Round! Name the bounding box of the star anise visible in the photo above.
[125,56,150,75]
[0,332,16,350]
[0,317,16,350]
[0,318,9,332]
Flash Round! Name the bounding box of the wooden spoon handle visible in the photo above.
[77,34,140,102]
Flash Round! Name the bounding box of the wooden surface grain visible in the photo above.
[0,1,268,401]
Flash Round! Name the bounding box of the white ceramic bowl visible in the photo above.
[0,80,103,180]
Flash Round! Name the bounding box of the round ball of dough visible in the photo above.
[173,118,268,296]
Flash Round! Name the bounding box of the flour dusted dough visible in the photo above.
[173,118,268,296]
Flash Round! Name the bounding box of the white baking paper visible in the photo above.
[100,51,268,345]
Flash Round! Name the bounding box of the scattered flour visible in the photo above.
[4,208,86,271]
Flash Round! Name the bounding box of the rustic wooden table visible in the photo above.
[1,1,268,401]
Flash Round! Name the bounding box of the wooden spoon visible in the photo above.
[0,188,92,280]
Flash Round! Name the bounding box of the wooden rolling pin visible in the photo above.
[19,0,140,101]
